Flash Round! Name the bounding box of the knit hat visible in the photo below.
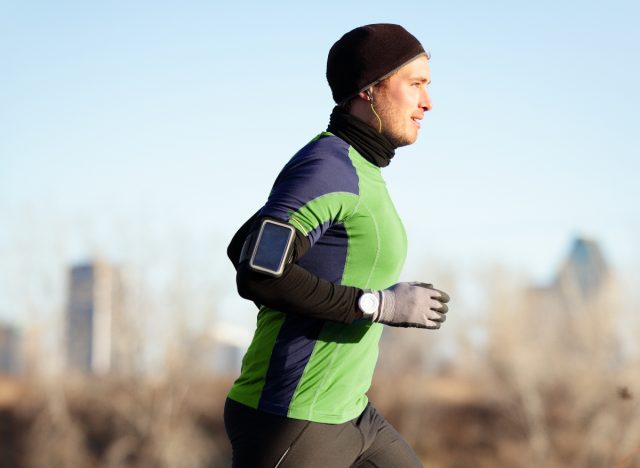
[326,24,427,104]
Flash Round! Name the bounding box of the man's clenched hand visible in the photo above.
[374,282,449,329]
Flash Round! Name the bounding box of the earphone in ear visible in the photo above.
[366,88,373,102]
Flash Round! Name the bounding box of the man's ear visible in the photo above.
[358,89,373,102]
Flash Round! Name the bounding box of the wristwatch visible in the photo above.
[358,290,380,321]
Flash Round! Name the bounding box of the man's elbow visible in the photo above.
[236,264,271,304]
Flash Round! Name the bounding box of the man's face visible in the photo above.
[372,55,432,147]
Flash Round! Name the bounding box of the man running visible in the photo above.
[224,23,450,468]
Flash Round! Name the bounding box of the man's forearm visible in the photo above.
[236,260,362,323]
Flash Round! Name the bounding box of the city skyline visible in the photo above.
[0,234,631,376]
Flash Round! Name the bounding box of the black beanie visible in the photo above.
[326,24,426,104]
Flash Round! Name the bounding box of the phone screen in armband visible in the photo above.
[249,220,296,277]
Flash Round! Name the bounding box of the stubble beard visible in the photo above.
[373,99,417,148]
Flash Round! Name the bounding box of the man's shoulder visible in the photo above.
[284,132,356,173]
[292,132,351,162]
[273,133,359,197]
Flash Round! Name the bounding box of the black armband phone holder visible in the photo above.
[241,219,296,277]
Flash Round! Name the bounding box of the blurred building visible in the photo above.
[185,322,252,375]
[0,323,21,374]
[521,235,622,361]
[65,260,133,375]
[526,236,611,312]
[552,236,609,304]
[208,322,251,374]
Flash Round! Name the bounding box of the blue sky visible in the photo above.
[1,0,639,327]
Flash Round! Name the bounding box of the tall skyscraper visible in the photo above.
[65,260,129,374]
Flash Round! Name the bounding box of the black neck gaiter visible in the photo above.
[327,106,397,168]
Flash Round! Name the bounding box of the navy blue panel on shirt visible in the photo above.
[259,135,359,235]
[258,314,326,415]
[298,224,349,284]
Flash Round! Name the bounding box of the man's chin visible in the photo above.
[387,132,418,148]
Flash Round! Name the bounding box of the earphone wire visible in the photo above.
[370,102,383,134]
[367,89,383,134]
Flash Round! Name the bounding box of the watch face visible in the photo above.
[359,292,379,314]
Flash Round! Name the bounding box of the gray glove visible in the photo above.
[375,282,450,329]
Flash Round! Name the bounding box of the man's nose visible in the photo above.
[420,88,432,111]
